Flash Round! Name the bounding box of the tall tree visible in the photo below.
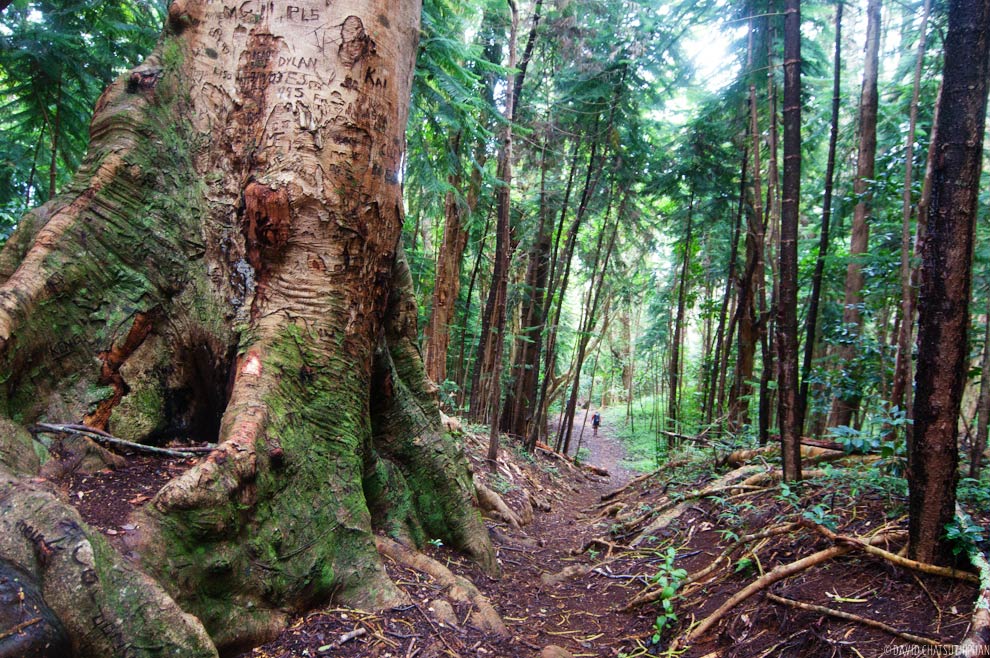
[484,0,519,461]
[0,1,496,654]
[829,0,882,428]
[910,0,990,563]
[728,14,768,434]
[798,0,842,429]
[667,190,695,438]
[890,0,934,416]
[777,0,802,482]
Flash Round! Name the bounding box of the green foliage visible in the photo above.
[945,510,986,558]
[648,546,688,642]
[826,406,909,474]
[0,0,164,233]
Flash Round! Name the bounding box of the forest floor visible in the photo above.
[50,414,986,658]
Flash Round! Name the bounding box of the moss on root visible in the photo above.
[0,467,217,658]
[136,324,406,651]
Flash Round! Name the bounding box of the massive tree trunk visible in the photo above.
[829,0,881,428]
[910,0,990,564]
[0,1,496,654]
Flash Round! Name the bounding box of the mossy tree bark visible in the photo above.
[0,0,496,654]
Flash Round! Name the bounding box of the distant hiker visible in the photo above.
[592,411,601,436]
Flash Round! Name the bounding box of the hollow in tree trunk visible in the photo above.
[0,1,496,654]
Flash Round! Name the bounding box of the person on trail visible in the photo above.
[592,411,601,436]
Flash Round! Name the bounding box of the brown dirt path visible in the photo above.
[237,410,658,658]
[565,409,637,485]
[472,412,651,656]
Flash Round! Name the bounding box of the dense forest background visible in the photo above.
[2,0,988,560]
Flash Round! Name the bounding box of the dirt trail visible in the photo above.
[470,413,652,656]
[58,411,981,658]
[565,410,637,485]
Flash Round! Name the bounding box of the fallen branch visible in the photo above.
[628,466,765,546]
[31,423,216,458]
[766,592,945,647]
[338,627,367,645]
[375,536,508,637]
[0,617,41,642]
[573,538,628,559]
[671,530,904,649]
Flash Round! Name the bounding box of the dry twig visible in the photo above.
[766,592,946,648]
[31,422,215,458]
[670,530,905,649]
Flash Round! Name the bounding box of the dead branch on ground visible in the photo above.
[31,422,216,458]
[670,529,905,649]
[766,592,946,648]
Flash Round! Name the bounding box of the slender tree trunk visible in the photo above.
[48,74,63,200]
[667,191,695,440]
[728,23,766,434]
[707,143,746,429]
[455,207,493,406]
[910,0,990,564]
[891,0,933,413]
[777,0,803,482]
[971,304,990,479]
[502,138,549,436]
[830,0,882,428]
[500,0,547,437]
[799,1,842,429]
[24,125,46,209]
[423,133,482,388]
[529,123,609,450]
[759,5,780,446]
[557,191,622,455]
[486,0,519,462]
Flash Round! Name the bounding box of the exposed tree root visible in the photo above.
[766,592,946,647]
[0,467,217,657]
[620,522,803,612]
[375,536,508,637]
[670,530,904,649]
[598,502,628,518]
[474,474,523,528]
[541,564,592,587]
[804,521,979,583]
